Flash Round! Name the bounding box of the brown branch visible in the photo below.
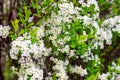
[102,38,120,72]
[33,2,54,25]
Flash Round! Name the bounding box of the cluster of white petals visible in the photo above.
[79,0,99,11]
[51,58,69,80]
[11,56,44,80]
[10,33,46,59]
[18,64,43,80]
[10,26,50,80]
[70,65,87,76]
[98,62,120,80]
[0,25,10,38]
[98,73,110,80]
[22,66,43,80]
[102,16,120,33]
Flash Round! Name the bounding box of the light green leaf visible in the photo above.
[86,72,100,80]
[27,22,34,28]
[11,19,19,32]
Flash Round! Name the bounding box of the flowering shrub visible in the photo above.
[1,0,120,80]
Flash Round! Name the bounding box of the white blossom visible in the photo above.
[70,65,87,76]
[52,58,69,80]
[0,25,10,38]
[98,73,110,80]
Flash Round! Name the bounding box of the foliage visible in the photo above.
[0,0,120,80]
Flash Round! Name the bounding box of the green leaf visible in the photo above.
[70,43,76,48]
[58,52,64,60]
[24,7,31,22]
[52,73,57,80]
[18,29,25,35]
[78,35,87,44]
[3,59,14,80]
[27,22,34,28]
[11,19,19,32]
[10,34,17,40]
[86,72,100,80]
[30,28,38,43]
[73,0,77,4]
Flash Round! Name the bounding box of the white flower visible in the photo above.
[63,45,70,53]
[53,59,68,80]
[60,0,67,2]
[64,36,71,42]
[0,25,10,38]
[22,65,43,80]
[70,65,87,76]
[32,26,45,39]
[10,32,47,60]
[98,73,110,80]
[112,24,120,33]
[28,16,34,22]
[102,16,120,34]
[68,50,76,58]
[79,0,84,4]
[87,0,99,11]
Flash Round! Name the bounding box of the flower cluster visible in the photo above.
[13,57,44,80]
[10,32,46,59]
[70,65,87,76]
[51,58,69,80]
[102,16,120,33]
[98,61,120,80]
[0,25,10,38]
